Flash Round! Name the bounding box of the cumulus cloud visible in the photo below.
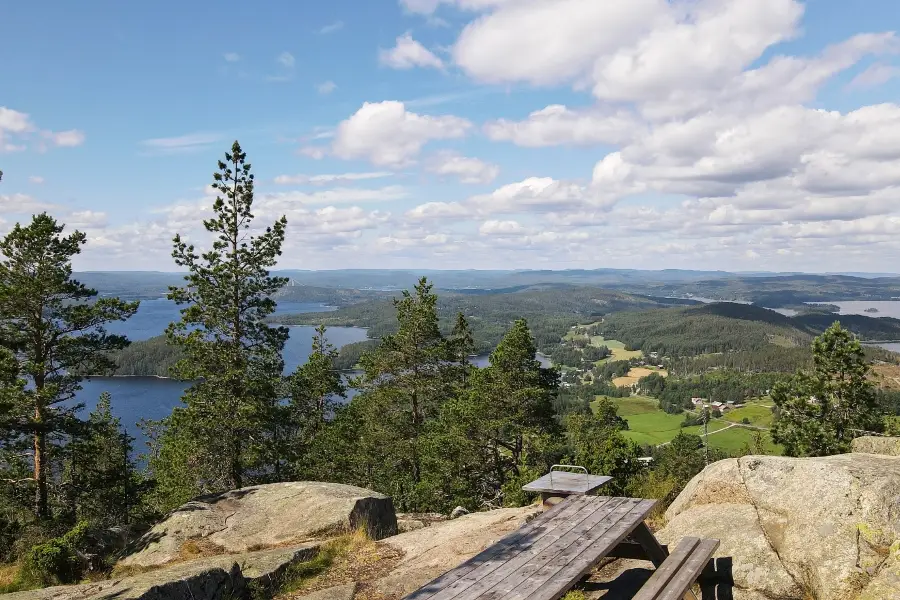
[425,152,499,183]
[331,101,471,166]
[0,106,85,152]
[316,80,337,94]
[484,105,637,147]
[848,62,900,89]
[379,33,445,70]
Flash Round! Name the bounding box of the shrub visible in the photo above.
[18,521,91,588]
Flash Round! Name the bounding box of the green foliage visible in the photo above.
[0,213,138,519]
[111,335,184,377]
[18,521,90,588]
[772,322,883,457]
[151,141,289,500]
[564,412,642,496]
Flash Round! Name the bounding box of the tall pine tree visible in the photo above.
[0,214,138,519]
[156,141,288,501]
[351,277,453,510]
[772,322,882,456]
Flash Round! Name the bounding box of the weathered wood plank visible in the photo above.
[631,521,670,567]
[403,495,594,600]
[421,496,612,600]
[630,537,701,600]
[504,499,658,600]
[655,539,720,600]
[458,497,633,600]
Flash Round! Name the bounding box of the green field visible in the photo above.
[723,402,775,428]
[590,335,643,362]
[592,396,782,454]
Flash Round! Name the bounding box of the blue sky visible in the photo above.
[2,0,900,272]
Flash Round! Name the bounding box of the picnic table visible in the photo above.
[522,465,612,509]
[405,494,719,600]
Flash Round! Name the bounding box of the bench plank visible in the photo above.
[405,495,594,600]
[631,537,701,600]
[507,499,658,600]
[422,496,614,600]
[632,538,720,600]
[656,539,720,600]
[473,498,640,600]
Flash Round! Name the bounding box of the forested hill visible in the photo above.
[601,302,900,357]
[271,286,696,354]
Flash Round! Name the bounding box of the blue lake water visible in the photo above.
[75,299,551,451]
[75,299,368,447]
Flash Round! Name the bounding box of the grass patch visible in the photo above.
[699,427,782,454]
[0,563,26,594]
[620,412,688,446]
[612,367,668,388]
[723,403,775,428]
[590,335,643,362]
[593,395,659,416]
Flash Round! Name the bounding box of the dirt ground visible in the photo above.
[612,367,668,388]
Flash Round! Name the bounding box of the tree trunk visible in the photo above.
[33,403,49,519]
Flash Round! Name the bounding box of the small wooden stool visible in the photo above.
[522,464,612,509]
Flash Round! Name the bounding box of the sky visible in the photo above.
[2,0,900,273]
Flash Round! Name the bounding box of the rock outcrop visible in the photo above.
[3,543,319,600]
[120,482,397,569]
[657,453,900,600]
[372,504,542,598]
[852,435,900,456]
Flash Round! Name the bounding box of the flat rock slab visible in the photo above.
[3,543,320,600]
[373,504,542,598]
[294,582,358,600]
[658,453,900,600]
[120,481,397,568]
[852,435,900,456]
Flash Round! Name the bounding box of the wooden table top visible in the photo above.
[404,495,658,600]
[521,471,613,495]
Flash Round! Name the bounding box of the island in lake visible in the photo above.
[865,307,879,313]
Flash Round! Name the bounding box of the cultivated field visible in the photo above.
[612,367,668,387]
[590,335,643,362]
[723,402,775,428]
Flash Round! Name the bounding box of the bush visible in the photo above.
[18,522,91,588]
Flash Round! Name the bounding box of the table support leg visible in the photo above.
[631,521,669,567]
[540,492,568,510]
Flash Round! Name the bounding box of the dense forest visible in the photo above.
[600,302,900,358]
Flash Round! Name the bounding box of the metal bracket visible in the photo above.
[549,464,588,488]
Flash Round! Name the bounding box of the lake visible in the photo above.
[806,300,900,319]
[75,299,368,447]
[75,299,551,451]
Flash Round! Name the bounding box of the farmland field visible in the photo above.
[723,402,775,428]
[590,335,643,362]
[612,366,669,387]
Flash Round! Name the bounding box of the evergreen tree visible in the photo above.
[771,322,882,456]
[282,326,346,479]
[436,319,561,507]
[564,412,642,496]
[0,214,138,519]
[350,277,453,509]
[157,141,288,499]
[449,312,475,387]
[66,393,136,527]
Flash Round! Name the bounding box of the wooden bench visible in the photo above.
[632,536,720,600]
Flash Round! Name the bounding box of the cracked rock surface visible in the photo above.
[119,482,397,569]
[657,453,900,600]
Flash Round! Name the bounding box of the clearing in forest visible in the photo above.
[612,366,668,387]
[590,335,643,362]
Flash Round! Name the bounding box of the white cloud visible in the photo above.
[484,105,637,147]
[259,186,408,205]
[400,0,512,15]
[274,172,393,185]
[405,201,470,221]
[223,52,240,62]
[66,210,108,228]
[319,21,344,34]
[0,193,57,214]
[49,129,86,147]
[316,80,337,94]
[28,176,44,184]
[425,152,498,183]
[141,132,222,154]
[298,146,327,160]
[467,177,595,215]
[379,33,445,70]
[0,107,84,152]
[479,219,525,235]
[331,101,471,166]
[277,52,295,68]
[848,62,900,89]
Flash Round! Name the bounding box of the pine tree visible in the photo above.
[449,312,475,388]
[66,393,136,527]
[771,322,882,456]
[281,326,346,479]
[0,214,138,519]
[351,277,453,509]
[159,141,289,496]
